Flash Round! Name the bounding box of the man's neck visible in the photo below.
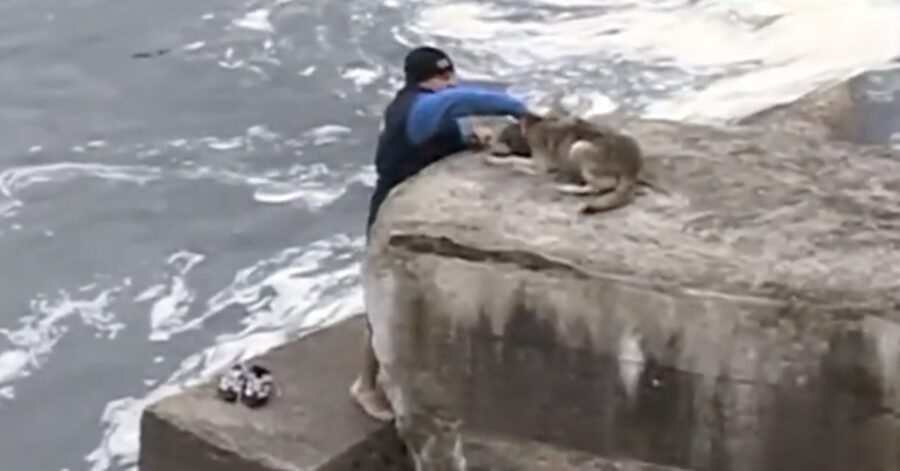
[417,81,454,92]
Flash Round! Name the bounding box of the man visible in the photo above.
[350,46,529,421]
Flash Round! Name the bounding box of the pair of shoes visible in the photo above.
[216,363,275,408]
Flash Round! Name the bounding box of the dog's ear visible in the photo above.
[521,112,543,127]
[572,116,596,134]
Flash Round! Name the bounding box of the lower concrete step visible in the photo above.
[139,316,411,471]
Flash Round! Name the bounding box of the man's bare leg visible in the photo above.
[349,323,395,421]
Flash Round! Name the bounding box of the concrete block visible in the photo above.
[139,316,412,471]
[363,116,900,470]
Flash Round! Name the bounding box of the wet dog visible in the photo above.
[487,113,654,214]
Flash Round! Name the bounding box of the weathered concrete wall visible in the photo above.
[363,116,900,470]
[139,316,412,471]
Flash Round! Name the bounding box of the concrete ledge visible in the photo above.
[139,316,412,471]
[363,115,900,470]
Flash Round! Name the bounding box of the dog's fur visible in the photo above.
[487,113,651,214]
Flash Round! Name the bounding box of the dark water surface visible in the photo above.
[0,1,406,470]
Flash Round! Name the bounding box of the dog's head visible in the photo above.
[495,120,532,156]
[519,112,545,135]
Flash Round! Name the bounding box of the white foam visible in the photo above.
[0,198,21,218]
[233,9,274,33]
[355,165,377,188]
[304,124,352,146]
[402,0,900,123]
[253,181,344,207]
[299,65,317,76]
[205,136,244,151]
[0,152,350,226]
[0,283,126,401]
[183,41,206,51]
[645,2,900,122]
[247,124,278,141]
[141,251,206,343]
[253,165,374,209]
[0,350,29,385]
[342,65,383,89]
[0,163,160,198]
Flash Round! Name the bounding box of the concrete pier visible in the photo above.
[138,316,412,471]
[363,114,900,470]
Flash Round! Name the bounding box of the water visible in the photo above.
[0,0,897,470]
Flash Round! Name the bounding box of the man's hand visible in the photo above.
[468,126,494,149]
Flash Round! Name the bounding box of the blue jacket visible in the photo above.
[366,84,526,234]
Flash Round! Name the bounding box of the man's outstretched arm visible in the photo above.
[406,86,527,145]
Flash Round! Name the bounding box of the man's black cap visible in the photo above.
[403,46,455,84]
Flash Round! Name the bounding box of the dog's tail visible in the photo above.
[568,139,636,214]
[580,175,636,214]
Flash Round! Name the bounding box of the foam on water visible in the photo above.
[233,9,275,33]
[398,0,900,123]
[342,65,384,90]
[141,251,206,343]
[0,126,375,217]
[0,130,375,424]
[304,124,353,146]
[0,161,370,219]
[0,163,161,198]
[252,165,375,208]
[0,282,127,402]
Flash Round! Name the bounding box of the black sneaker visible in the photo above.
[240,364,275,408]
[216,363,247,402]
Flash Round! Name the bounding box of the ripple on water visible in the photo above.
[140,251,206,343]
[0,282,127,402]
[233,9,275,33]
[0,126,378,466]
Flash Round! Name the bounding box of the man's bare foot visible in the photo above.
[350,376,395,422]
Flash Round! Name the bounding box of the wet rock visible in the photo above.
[363,116,900,471]
[741,68,900,148]
[139,316,412,471]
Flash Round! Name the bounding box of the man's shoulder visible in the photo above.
[412,85,507,107]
